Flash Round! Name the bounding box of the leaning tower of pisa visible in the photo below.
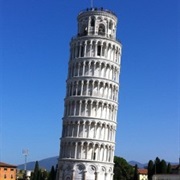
[57,7,122,180]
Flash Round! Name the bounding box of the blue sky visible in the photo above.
[0,0,179,165]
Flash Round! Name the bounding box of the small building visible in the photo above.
[16,169,32,180]
[171,164,180,174]
[138,169,148,180]
[0,162,17,180]
[152,174,180,180]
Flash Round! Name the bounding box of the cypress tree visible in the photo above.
[48,166,56,180]
[160,160,167,174]
[148,160,154,180]
[167,163,172,174]
[31,161,40,180]
[133,164,138,180]
[154,157,161,174]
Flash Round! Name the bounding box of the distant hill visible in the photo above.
[128,161,179,168]
[18,156,178,171]
[128,161,147,168]
[18,156,58,171]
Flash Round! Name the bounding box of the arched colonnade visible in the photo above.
[62,120,116,142]
[70,39,121,63]
[64,99,118,122]
[60,140,115,163]
[66,79,119,102]
[68,58,120,83]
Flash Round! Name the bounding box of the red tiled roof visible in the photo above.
[138,169,148,174]
[0,162,17,168]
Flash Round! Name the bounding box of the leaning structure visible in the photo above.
[57,7,122,180]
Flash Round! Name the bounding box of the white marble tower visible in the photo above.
[57,7,122,180]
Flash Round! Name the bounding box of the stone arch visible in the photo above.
[99,81,104,97]
[109,19,113,29]
[84,142,88,159]
[86,100,91,116]
[93,80,99,96]
[104,83,108,98]
[75,100,80,116]
[72,142,76,158]
[97,41,102,56]
[84,61,89,75]
[80,41,85,57]
[82,121,88,138]
[73,121,78,137]
[65,177,70,180]
[81,24,88,36]
[98,23,105,36]
[102,42,106,57]
[88,80,93,96]
[91,40,96,57]
[74,163,85,180]
[99,166,106,179]
[87,164,96,179]
[96,122,101,138]
[101,123,106,140]
[77,142,82,159]
[99,144,105,161]
[88,61,93,76]
[94,143,99,160]
[79,121,84,137]
[90,16,95,27]
[88,122,94,138]
[98,101,103,118]
[107,43,111,59]
[109,65,113,80]
[87,142,94,160]
[82,80,87,95]
[86,40,91,57]
[100,62,105,77]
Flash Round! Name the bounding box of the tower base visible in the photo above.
[56,160,114,180]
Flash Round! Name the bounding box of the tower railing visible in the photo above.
[78,7,117,17]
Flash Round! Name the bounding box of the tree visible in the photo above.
[41,170,48,180]
[133,164,138,180]
[167,163,172,174]
[160,160,167,174]
[154,157,161,174]
[148,160,154,180]
[31,161,40,180]
[48,166,56,180]
[113,156,134,180]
